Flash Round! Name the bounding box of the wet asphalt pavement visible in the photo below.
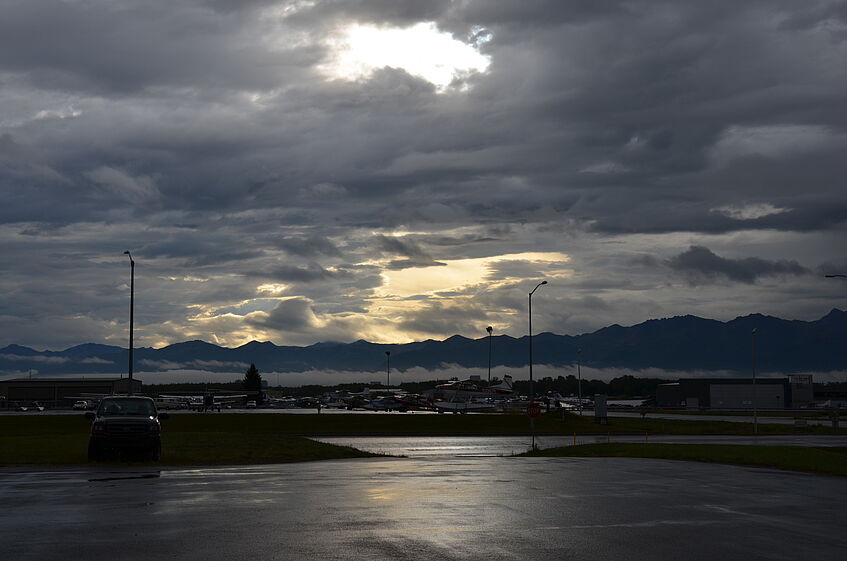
[2,457,845,560]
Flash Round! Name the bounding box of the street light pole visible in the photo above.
[124,251,135,395]
[528,280,547,403]
[577,347,583,416]
[486,326,493,383]
[751,328,758,435]
[385,351,391,387]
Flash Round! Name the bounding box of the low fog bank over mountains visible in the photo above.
[2,310,845,377]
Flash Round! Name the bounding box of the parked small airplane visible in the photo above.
[431,375,514,413]
[390,393,433,411]
[366,393,433,412]
[435,375,514,398]
[159,392,247,411]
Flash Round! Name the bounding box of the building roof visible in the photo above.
[1,377,137,383]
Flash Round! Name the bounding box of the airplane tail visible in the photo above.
[493,375,513,391]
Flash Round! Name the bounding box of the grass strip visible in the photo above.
[0,415,376,466]
[4,411,846,437]
[521,443,847,477]
[1,413,844,466]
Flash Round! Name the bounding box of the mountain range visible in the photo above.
[2,310,845,377]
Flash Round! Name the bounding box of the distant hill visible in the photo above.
[1,309,845,376]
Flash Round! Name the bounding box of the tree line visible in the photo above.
[143,369,668,399]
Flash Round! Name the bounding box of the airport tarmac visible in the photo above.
[1,457,844,561]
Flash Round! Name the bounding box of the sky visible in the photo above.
[2,0,847,353]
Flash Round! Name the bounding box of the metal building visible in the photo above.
[0,377,142,408]
[656,377,796,409]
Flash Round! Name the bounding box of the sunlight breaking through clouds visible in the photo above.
[378,252,571,298]
[320,22,491,90]
[2,1,846,355]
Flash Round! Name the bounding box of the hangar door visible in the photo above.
[709,384,784,409]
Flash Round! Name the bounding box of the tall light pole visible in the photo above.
[751,328,758,435]
[486,326,493,383]
[124,251,135,395]
[577,347,583,416]
[528,280,547,402]
[385,351,391,387]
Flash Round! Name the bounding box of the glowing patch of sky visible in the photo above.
[320,22,491,90]
[712,203,789,220]
[378,252,571,298]
[257,283,288,295]
[212,298,286,317]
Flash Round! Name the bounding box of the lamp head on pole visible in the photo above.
[385,351,390,357]
[124,250,134,265]
[486,326,493,335]
[529,280,547,296]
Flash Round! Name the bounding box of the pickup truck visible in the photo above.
[86,396,169,461]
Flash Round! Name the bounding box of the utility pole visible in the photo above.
[486,326,493,383]
[124,251,135,395]
[577,347,583,416]
[528,280,547,402]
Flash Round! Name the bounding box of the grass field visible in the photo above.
[521,443,847,477]
[0,414,379,466]
[1,411,843,466]
[109,410,846,436]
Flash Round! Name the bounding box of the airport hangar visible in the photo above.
[655,375,814,409]
[0,377,142,407]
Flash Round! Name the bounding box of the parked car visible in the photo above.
[86,396,168,461]
[72,400,89,410]
[246,400,257,409]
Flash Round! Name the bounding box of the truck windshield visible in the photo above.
[99,398,156,417]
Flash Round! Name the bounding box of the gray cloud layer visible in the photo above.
[667,246,810,284]
[1,0,845,351]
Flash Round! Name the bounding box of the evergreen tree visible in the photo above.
[243,363,262,392]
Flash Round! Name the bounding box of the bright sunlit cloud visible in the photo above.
[320,22,491,90]
[378,252,571,298]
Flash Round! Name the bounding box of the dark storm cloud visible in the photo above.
[0,1,321,94]
[6,0,845,235]
[286,0,453,26]
[818,260,847,276]
[667,246,811,284]
[262,263,352,283]
[141,237,265,267]
[275,235,342,258]
[249,297,317,332]
[373,235,446,268]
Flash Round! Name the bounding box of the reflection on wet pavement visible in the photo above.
[2,457,845,561]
